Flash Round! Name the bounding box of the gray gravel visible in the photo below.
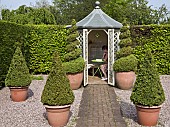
[0,75,83,127]
[0,75,169,127]
[114,75,170,127]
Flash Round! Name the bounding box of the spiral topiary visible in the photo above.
[63,19,84,73]
[63,19,81,62]
[116,46,133,59]
[63,57,85,74]
[113,54,138,72]
[41,51,75,106]
[114,25,136,72]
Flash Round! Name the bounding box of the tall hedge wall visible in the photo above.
[0,21,30,86]
[1,21,170,86]
[25,25,68,73]
[0,21,68,86]
[130,25,170,74]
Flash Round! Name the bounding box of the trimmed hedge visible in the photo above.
[131,25,170,74]
[0,21,68,86]
[25,25,68,73]
[1,21,170,86]
[0,21,30,86]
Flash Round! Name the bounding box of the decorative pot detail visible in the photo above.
[136,105,162,126]
[45,105,71,127]
[67,72,83,90]
[115,71,136,90]
[9,87,28,102]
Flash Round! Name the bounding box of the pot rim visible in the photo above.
[136,104,163,109]
[9,86,28,89]
[44,104,71,109]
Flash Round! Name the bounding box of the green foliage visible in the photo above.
[114,25,135,72]
[119,28,131,39]
[63,19,84,73]
[29,8,56,25]
[1,6,56,25]
[0,21,30,86]
[103,0,169,25]
[31,75,44,80]
[113,54,138,72]
[0,21,68,85]
[116,46,133,59]
[130,50,165,106]
[53,0,109,25]
[119,38,133,48]
[119,26,133,48]
[41,51,75,106]
[2,0,170,25]
[5,46,31,87]
[131,24,170,74]
[63,49,82,62]
[26,25,68,73]
[63,57,85,74]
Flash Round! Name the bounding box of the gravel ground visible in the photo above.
[114,75,170,127]
[0,75,84,127]
[0,75,169,127]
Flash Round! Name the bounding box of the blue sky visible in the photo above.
[0,0,170,11]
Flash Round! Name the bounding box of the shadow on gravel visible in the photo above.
[43,112,48,120]
[28,88,34,98]
[0,86,5,90]
[68,111,73,119]
[120,101,138,122]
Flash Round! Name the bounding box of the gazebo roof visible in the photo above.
[76,1,123,29]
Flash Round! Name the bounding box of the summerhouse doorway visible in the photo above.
[88,30,108,84]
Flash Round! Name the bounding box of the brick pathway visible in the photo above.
[76,84,127,127]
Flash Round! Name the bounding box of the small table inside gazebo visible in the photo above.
[89,59,105,78]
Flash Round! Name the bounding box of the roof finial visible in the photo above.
[95,1,100,9]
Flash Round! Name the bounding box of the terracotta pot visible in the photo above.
[115,71,136,90]
[67,72,83,90]
[45,105,71,127]
[136,105,161,126]
[9,87,28,102]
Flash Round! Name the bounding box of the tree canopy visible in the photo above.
[1,5,56,25]
[1,0,170,25]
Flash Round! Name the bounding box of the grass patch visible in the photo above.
[31,75,44,80]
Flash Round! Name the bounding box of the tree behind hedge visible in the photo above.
[1,6,56,25]
[41,51,74,106]
[5,46,31,87]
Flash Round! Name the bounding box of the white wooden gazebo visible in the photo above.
[76,1,123,86]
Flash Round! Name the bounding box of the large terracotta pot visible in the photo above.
[67,72,83,90]
[45,105,71,127]
[115,71,136,90]
[136,105,162,126]
[9,87,28,102]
